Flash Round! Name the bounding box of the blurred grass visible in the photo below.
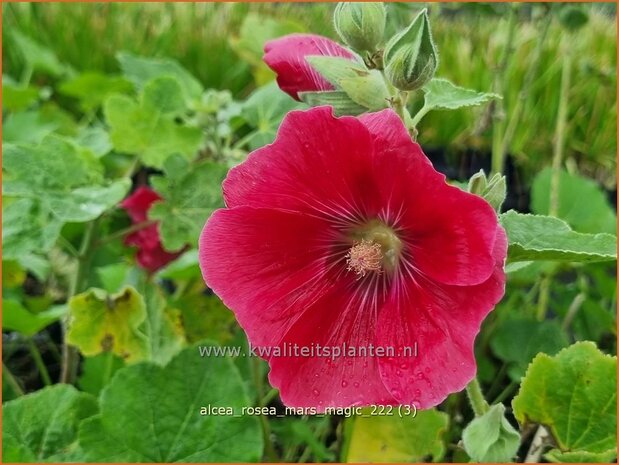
[3,2,616,186]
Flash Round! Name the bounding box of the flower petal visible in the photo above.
[120,186,162,223]
[267,276,397,409]
[376,227,507,409]
[263,34,355,100]
[360,109,498,286]
[224,107,382,221]
[199,206,343,348]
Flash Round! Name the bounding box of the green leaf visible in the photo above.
[241,81,304,150]
[66,286,149,363]
[512,342,617,460]
[2,299,67,337]
[339,73,390,110]
[305,55,367,88]
[422,78,500,110]
[141,75,186,115]
[117,51,203,101]
[545,448,617,463]
[75,126,112,158]
[3,136,130,223]
[2,385,98,462]
[104,78,203,168]
[490,317,569,381]
[462,404,520,462]
[174,294,237,345]
[304,56,388,111]
[2,110,58,144]
[78,353,126,396]
[141,283,186,365]
[2,198,63,260]
[531,168,616,234]
[95,262,131,293]
[345,408,449,462]
[77,344,263,462]
[59,72,132,111]
[298,90,367,116]
[10,30,67,77]
[500,210,617,263]
[149,160,228,251]
[2,79,40,112]
[156,249,201,280]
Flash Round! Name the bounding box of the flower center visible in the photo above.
[346,220,403,276]
[346,240,383,277]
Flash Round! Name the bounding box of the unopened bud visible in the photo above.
[383,9,438,91]
[334,2,386,54]
[468,170,506,213]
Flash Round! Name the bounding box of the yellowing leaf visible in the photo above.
[346,408,448,462]
[67,286,148,362]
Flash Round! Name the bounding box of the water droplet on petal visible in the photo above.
[416,372,424,380]
[424,367,431,373]
[353,382,360,388]
[414,389,422,397]
[341,381,348,388]
[399,362,408,370]
[312,389,320,396]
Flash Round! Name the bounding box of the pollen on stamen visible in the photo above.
[346,239,383,278]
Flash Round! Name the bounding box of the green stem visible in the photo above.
[27,338,52,386]
[251,357,278,462]
[410,104,431,130]
[536,275,551,321]
[493,381,517,404]
[96,219,157,247]
[490,4,519,175]
[3,361,25,396]
[60,219,99,384]
[102,350,115,386]
[549,36,573,217]
[465,377,490,417]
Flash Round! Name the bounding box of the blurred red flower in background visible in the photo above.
[120,186,181,273]
[199,107,506,410]
[263,34,356,100]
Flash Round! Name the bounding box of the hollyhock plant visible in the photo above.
[199,106,507,410]
[120,186,182,273]
[263,33,356,100]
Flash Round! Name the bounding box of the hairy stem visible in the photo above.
[465,377,490,417]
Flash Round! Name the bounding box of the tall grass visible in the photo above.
[3,2,616,185]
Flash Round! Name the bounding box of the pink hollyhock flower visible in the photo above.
[120,186,181,273]
[199,107,506,410]
[263,34,356,100]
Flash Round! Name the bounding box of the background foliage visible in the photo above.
[2,2,617,463]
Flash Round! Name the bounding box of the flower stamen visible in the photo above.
[346,239,383,277]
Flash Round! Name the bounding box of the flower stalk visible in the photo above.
[60,219,99,384]
[465,377,490,417]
